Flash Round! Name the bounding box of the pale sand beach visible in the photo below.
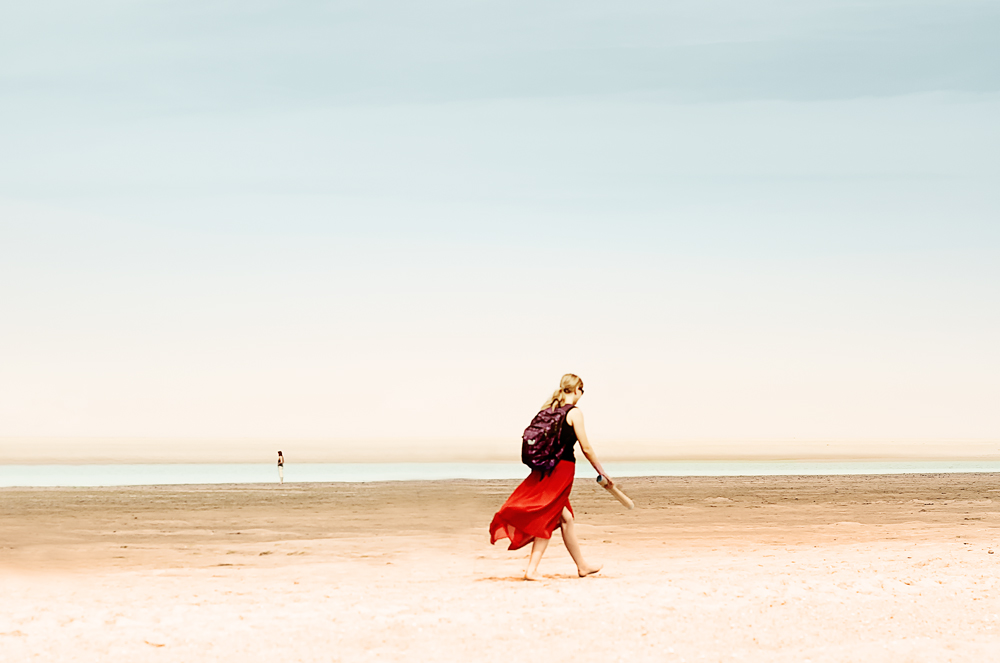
[2,474,999,662]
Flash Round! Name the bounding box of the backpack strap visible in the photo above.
[556,403,575,439]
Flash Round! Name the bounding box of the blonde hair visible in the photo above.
[541,373,584,411]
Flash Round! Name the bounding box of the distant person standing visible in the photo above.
[277,451,284,484]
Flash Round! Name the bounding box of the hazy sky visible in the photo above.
[2,1,998,452]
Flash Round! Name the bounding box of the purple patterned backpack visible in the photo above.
[521,403,576,475]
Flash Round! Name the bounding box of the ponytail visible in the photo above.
[541,388,565,411]
[540,373,584,411]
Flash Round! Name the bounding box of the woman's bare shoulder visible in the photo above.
[567,407,584,424]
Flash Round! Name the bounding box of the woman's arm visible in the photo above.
[567,409,613,486]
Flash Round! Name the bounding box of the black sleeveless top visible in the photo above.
[559,413,578,462]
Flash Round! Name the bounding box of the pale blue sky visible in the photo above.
[1,1,998,452]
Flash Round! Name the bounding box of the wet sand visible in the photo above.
[2,474,999,661]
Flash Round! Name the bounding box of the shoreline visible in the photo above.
[5,455,1000,465]
[3,460,1000,490]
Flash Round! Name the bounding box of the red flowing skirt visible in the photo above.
[489,460,575,551]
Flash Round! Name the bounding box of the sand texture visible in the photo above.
[2,474,1000,662]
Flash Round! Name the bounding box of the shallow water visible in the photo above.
[2,459,1000,487]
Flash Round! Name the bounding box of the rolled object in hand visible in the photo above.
[596,474,635,510]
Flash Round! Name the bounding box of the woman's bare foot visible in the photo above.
[577,563,602,577]
[524,570,543,581]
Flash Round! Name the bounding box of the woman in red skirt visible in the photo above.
[490,373,613,580]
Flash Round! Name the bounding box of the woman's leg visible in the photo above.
[560,507,602,577]
[524,536,549,580]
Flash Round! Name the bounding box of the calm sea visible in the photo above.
[2,460,1000,488]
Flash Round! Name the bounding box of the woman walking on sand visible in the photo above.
[490,373,612,580]
[277,451,284,484]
